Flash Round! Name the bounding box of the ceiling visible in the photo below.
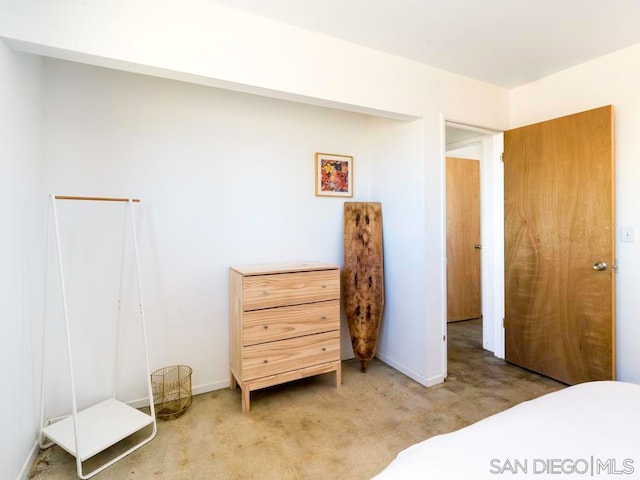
[211,0,640,88]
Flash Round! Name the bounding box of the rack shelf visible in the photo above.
[43,399,154,462]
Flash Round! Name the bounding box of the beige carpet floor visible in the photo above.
[28,319,564,479]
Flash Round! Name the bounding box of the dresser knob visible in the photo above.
[322,347,327,352]
[321,316,327,320]
[321,284,327,288]
[263,325,269,330]
[263,359,268,364]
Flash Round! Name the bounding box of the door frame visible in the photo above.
[441,118,505,379]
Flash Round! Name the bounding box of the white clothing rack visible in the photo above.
[39,194,157,479]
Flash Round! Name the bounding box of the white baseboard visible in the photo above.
[375,352,429,386]
[127,379,231,409]
[426,374,445,386]
[17,440,39,480]
[192,379,231,396]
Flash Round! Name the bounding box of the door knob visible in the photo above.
[474,244,482,250]
[592,262,608,271]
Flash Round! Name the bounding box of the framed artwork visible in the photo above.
[315,152,353,197]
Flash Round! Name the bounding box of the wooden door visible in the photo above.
[504,105,615,385]
[446,157,481,322]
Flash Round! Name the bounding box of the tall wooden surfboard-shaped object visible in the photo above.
[343,202,384,372]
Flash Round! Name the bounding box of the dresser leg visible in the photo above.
[230,371,237,390]
[336,362,342,387]
[242,385,251,413]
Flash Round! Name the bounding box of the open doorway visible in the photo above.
[446,128,484,363]
[443,121,505,378]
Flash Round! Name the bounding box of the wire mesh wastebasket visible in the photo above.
[151,365,193,420]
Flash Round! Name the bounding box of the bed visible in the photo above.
[372,381,640,479]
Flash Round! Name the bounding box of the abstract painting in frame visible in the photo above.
[315,152,353,197]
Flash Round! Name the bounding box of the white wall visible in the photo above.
[41,58,380,411]
[510,43,640,383]
[0,41,44,480]
[366,117,429,382]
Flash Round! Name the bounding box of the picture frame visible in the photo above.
[315,152,353,197]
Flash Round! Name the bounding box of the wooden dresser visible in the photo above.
[229,262,341,412]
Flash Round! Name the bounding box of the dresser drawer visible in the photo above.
[243,300,339,346]
[242,330,340,380]
[242,269,339,311]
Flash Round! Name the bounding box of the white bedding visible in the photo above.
[372,381,640,479]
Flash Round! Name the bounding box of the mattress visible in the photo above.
[372,381,640,479]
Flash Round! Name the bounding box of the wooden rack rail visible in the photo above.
[53,195,140,202]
